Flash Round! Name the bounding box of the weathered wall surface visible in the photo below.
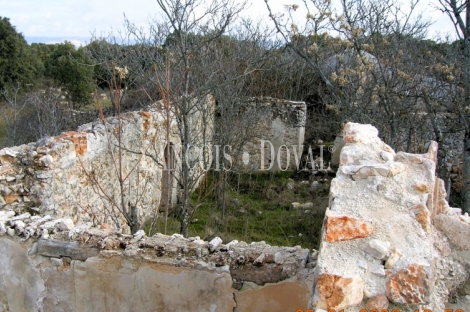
[331,114,465,194]
[237,98,306,172]
[0,107,180,232]
[0,222,315,312]
[1,100,470,312]
[312,122,470,312]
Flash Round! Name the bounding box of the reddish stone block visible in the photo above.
[325,216,374,242]
[139,111,151,131]
[315,273,363,309]
[414,204,430,233]
[386,264,429,304]
[60,131,88,156]
[366,294,389,310]
[4,193,18,204]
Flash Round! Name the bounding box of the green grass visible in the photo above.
[149,171,328,250]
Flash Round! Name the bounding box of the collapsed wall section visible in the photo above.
[0,222,316,311]
[0,107,180,232]
[312,122,470,311]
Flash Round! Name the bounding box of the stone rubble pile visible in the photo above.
[0,210,74,239]
[312,122,470,311]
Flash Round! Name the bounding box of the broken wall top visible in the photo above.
[313,122,470,311]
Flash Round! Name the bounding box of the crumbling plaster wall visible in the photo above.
[0,95,305,232]
[0,228,315,311]
[236,98,306,172]
[312,122,470,312]
[0,106,180,232]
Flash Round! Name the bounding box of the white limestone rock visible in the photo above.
[12,220,26,233]
[208,237,222,252]
[357,259,368,270]
[292,202,314,209]
[380,151,394,162]
[0,148,18,158]
[225,240,238,249]
[132,229,146,242]
[6,227,15,236]
[371,264,386,277]
[363,239,391,260]
[40,221,58,231]
[10,212,31,221]
[0,210,15,221]
[0,221,5,235]
[55,219,74,231]
[67,223,92,239]
[385,249,402,269]
[39,154,53,167]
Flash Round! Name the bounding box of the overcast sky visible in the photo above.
[1,0,458,46]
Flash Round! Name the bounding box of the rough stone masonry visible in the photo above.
[0,118,470,311]
[312,122,470,312]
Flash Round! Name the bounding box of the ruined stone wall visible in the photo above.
[237,98,306,172]
[313,123,470,312]
[2,102,470,311]
[0,106,180,232]
[332,114,465,188]
[0,222,316,311]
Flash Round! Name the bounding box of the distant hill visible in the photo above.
[25,36,90,47]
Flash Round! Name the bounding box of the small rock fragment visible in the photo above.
[132,230,145,242]
[13,220,26,233]
[253,253,265,266]
[55,218,74,231]
[413,183,429,193]
[208,236,222,252]
[50,258,63,267]
[385,249,402,269]
[380,151,394,162]
[413,204,430,232]
[371,265,386,277]
[363,239,391,259]
[356,259,368,270]
[39,154,53,166]
[311,249,319,260]
[366,294,389,311]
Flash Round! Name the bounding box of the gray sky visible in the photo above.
[1,0,458,46]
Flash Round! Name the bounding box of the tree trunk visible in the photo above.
[463,131,470,213]
[180,98,191,238]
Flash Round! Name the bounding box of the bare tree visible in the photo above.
[0,83,28,146]
[437,0,470,212]
[265,0,435,148]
